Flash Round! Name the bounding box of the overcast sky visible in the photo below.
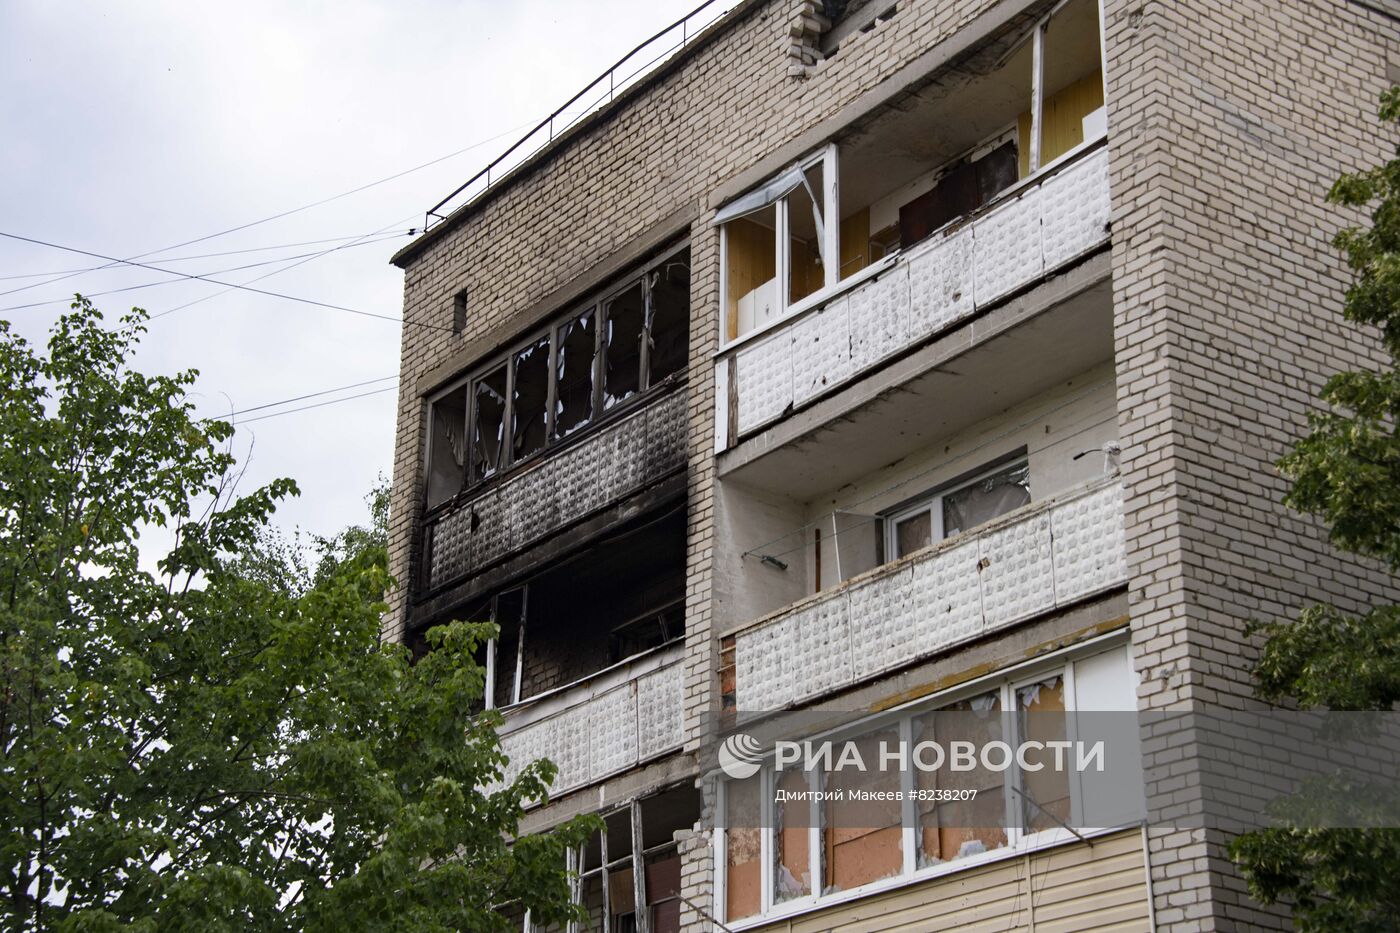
[1,0,705,550]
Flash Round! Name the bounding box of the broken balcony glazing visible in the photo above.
[717,142,1110,446]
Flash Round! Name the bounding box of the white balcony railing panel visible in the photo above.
[498,653,686,796]
[733,481,1126,711]
[720,145,1111,442]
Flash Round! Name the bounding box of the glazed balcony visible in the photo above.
[726,478,1126,713]
[715,143,1110,448]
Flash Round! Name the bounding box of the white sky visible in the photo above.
[1,0,705,547]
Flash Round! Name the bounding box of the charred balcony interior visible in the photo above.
[410,504,687,713]
[418,244,691,604]
[719,0,1103,344]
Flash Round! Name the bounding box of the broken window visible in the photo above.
[470,365,507,483]
[885,455,1030,559]
[516,507,685,698]
[554,309,596,438]
[773,768,814,904]
[723,205,777,341]
[823,726,903,893]
[1016,675,1071,833]
[1018,0,1105,176]
[914,693,1009,867]
[426,385,468,509]
[716,643,1141,924]
[786,162,827,306]
[898,140,1019,248]
[456,589,528,714]
[725,775,762,922]
[423,244,688,506]
[565,787,700,933]
[609,600,684,665]
[718,147,834,342]
[646,259,690,385]
[511,335,550,463]
[603,281,645,410]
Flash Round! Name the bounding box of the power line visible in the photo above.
[0,230,451,333]
[0,229,417,280]
[0,119,536,301]
[234,384,399,425]
[211,374,399,419]
[149,213,419,321]
[0,234,408,312]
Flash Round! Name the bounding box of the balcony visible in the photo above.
[498,644,686,795]
[422,387,687,593]
[729,478,1126,712]
[715,143,1110,447]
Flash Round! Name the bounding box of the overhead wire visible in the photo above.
[0,118,537,301]
[0,233,409,312]
[0,230,452,333]
[0,229,417,280]
[148,212,419,321]
[210,374,399,420]
[233,385,399,425]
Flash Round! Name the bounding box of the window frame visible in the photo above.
[714,636,1139,927]
[718,144,839,344]
[422,243,689,514]
[883,455,1031,561]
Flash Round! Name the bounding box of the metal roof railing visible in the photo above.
[422,0,733,232]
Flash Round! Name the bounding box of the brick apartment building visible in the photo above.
[384,0,1400,929]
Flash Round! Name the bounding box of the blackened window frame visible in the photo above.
[423,242,690,515]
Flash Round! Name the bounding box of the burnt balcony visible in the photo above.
[726,478,1126,713]
[497,643,687,796]
[421,386,687,596]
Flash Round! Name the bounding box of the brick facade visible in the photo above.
[1104,0,1399,928]
[387,0,1400,929]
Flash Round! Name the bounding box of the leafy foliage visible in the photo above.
[0,299,593,932]
[1229,88,1400,931]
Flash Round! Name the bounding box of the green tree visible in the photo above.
[0,299,593,932]
[1229,87,1400,931]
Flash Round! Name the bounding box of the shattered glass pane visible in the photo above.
[511,335,549,463]
[895,511,932,558]
[470,365,507,482]
[426,387,467,509]
[554,309,596,439]
[942,462,1030,537]
[603,281,644,410]
[646,253,689,386]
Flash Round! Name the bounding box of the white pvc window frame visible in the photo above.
[714,635,1138,928]
[883,456,1031,561]
[717,143,839,344]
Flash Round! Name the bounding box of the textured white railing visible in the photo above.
[425,389,686,590]
[718,144,1110,444]
[733,480,1126,711]
[499,649,686,795]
